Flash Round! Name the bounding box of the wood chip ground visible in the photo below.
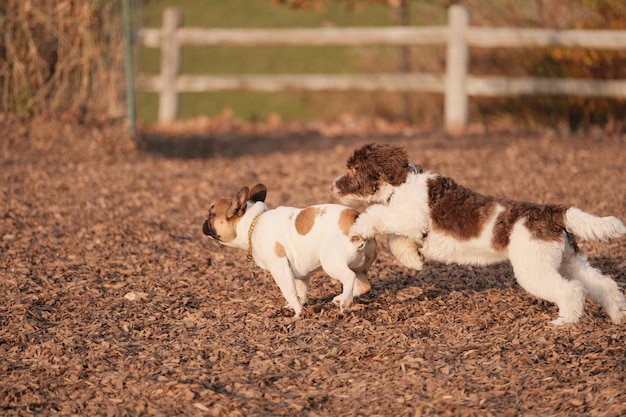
[1,114,625,416]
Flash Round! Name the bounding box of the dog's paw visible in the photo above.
[350,234,367,250]
[285,303,305,318]
[332,295,353,314]
[388,235,426,271]
[549,316,579,326]
[292,306,307,318]
[400,255,424,271]
[340,299,353,314]
[608,305,626,325]
[290,294,308,307]
[550,317,566,326]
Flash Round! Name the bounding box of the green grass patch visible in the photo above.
[141,0,395,29]
[137,0,409,123]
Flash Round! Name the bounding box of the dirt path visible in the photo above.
[1,114,625,415]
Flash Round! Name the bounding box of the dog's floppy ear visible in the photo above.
[372,144,411,186]
[229,186,250,218]
[249,184,267,203]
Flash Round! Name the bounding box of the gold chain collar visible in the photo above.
[247,211,265,264]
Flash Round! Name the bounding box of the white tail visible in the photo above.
[565,207,626,242]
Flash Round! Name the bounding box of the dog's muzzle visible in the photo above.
[202,218,220,240]
[331,176,349,196]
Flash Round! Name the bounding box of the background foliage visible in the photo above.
[2,0,626,130]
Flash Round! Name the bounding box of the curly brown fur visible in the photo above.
[334,143,412,197]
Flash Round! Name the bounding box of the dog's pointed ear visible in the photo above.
[229,186,249,218]
[249,184,267,203]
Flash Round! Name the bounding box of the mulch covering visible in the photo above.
[1,113,625,416]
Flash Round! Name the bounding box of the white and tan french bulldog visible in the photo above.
[202,184,377,317]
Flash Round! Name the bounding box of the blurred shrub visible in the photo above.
[0,0,126,121]
[465,0,626,131]
[276,0,626,131]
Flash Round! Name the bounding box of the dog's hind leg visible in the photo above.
[560,249,626,324]
[353,272,372,297]
[350,239,376,297]
[511,260,586,325]
[509,228,586,325]
[294,276,311,306]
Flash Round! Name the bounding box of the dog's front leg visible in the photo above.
[270,265,304,317]
[350,204,393,242]
[330,273,356,314]
[389,234,425,271]
[320,255,356,314]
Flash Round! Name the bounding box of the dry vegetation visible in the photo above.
[0,0,126,120]
[4,0,626,128]
[1,114,625,416]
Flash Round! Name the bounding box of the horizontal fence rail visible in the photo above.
[138,26,626,50]
[467,77,626,97]
[137,74,445,93]
[136,5,626,133]
[465,28,626,49]
[139,26,450,47]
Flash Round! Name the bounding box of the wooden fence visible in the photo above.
[136,5,626,134]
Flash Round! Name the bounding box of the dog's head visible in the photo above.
[332,143,417,203]
[202,184,267,243]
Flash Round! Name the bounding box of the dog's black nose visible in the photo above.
[202,219,212,236]
[202,219,220,240]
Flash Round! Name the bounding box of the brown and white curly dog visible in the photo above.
[332,143,626,325]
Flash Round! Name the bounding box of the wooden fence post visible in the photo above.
[445,5,470,135]
[159,7,182,124]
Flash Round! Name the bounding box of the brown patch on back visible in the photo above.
[334,143,412,196]
[427,176,570,248]
[295,207,318,235]
[274,242,286,258]
[427,176,497,240]
[492,202,569,250]
[338,208,359,235]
